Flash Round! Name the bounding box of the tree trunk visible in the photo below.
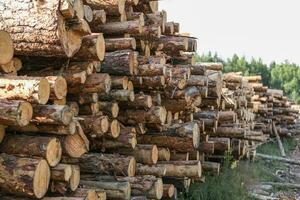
[0,0,86,57]
[101,50,138,75]
[0,153,50,198]
[0,134,62,167]
[0,76,50,104]
[62,153,136,177]
[67,93,98,105]
[0,99,32,126]
[105,38,136,51]
[32,104,73,126]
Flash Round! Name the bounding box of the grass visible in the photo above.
[182,138,297,200]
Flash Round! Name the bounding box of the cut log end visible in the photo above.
[33,159,51,199]
[53,76,68,100]
[119,0,126,15]
[38,78,51,104]
[46,138,62,167]
[96,33,106,61]
[152,145,159,164]
[0,31,14,65]
[193,123,201,149]
[18,101,33,127]
[112,103,120,118]
[128,157,136,177]
[110,119,121,138]
[70,165,80,191]
[155,178,164,200]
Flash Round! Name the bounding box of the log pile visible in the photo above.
[0,0,299,199]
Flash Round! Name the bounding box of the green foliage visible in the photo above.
[196,52,300,103]
[184,138,297,200]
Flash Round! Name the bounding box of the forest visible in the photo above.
[197,52,300,104]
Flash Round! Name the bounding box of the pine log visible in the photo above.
[138,135,197,153]
[198,62,223,71]
[94,20,143,36]
[0,76,50,104]
[70,188,105,200]
[79,115,109,138]
[68,93,98,105]
[137,55,166,65]
[202,161,220,175]
[101,50,138,75]
[8,122,76,135]
[98,101,119,118]
[118,106,166,124]
[163,184,175,199]
[62,122,89,158]
[90,9,107,27]
[0,99,32,126]
[51,164,72,182]
[210,127,246,138]
[105,38,136,51]
[134,76,166,90]
[78,103,99,115]
[83,0,126,16]
[70,165,81,191]
[45,76,68,100]
[198,141,215,154]
[137,64,166,76]
[73,33,105,61]
[165,22,174,35]
[158,147,171,161]
[111,76,129,90]
[80,180,131,200]
[208,137,231,154]
[157,161,202,178]
[62,153,136,177]
[136,163,167,177]
[32,104,73,126]
[0,134,62,167]
[0,31,14,65]
[0,153,50,198]
[99,89,135,102]
[106,119,121,138]
[68,73,111,94]
[119,93,152,109]
[152,35,188,54]
[0,0,87,57]
[187,75,208,87]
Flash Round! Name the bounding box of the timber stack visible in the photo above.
[0,0,299,199]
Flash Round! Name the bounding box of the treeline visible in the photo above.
[196,52,300,104]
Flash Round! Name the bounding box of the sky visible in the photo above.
[159,0,300,65]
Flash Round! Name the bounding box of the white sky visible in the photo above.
[159,0,300,65]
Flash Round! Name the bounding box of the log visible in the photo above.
[73,33,105,61]
[68,73,111,94]
[187,75,208,87]
[80,180,131,200]
[45,76,68,100]
[119,93,152,109]
[98,101,120,118]
[137,64,166,76]
[202,161,220,175]
[0,0,87,57]
[157,147,171,161]
[62,153,136,176]
[105,38,136,51]
[68,93,99,105]
[62,122,89,158]
[0,153,50,198]
[99,89,135,102]
[8,122,76,135]
[0,76,50,104]
[0,134,62,167]
[90,9,107,27]
[157,161,202,178]
[84,5,94,22]
[0,99,32,126]
[70,165,81,191]
[152,35,188,54]
[272,121,286,157]
[256,153,300,165]
[0,31,14,65]
[32,104,74,126]
[101,50,138,75]
[107,119,121,138]
[79,115,109,138]
[70,188,105,200]
[78,103,99,115]
[136,163,167,177]
[163,184,175,199]
[83,0,126,16]
[111,76,129,90]
[51,164,72,182]
[95,20,143,36]
[118,106,166,124]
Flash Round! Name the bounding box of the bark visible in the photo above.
[70,188,104,200]
[164,22,174,35]
[0,134,62,167]
[99,89,135,102]
[187,75,208,87]
[256,153,300,165]
[89,9,107,27]
[272,121,286,157]
[136,163,167,177]
[46,76,68,100]
[99,101,119,118]
[0,99,32,126]
[119,93,152,109]
[105,38,136,51]
[67,93,98,105]
[0,0,86,57]
[118,106,166,125]
[62,153,136,177]
[152,35,188,55]
[198,141,215,154]
[80,180,131,200]
[101,50,138,75]
[0,76,50,104]
[79,114,109,138]
[133,76,166,90]
[0,153,50,198]
[68,73,111,94]
[157,160,202,178]
[9,122,76,135]
[107,119,121,138]
[137,64,166,76]
[32,104,73,126]
[111,76,128,90]
[51,164,72,182]
[94,20,143,36]
[202,161,220,175]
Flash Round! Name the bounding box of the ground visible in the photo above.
[182,137,300,200]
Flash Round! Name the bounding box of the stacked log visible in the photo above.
[0,0,299,199]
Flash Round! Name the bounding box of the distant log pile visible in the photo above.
[0,0,299,199]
